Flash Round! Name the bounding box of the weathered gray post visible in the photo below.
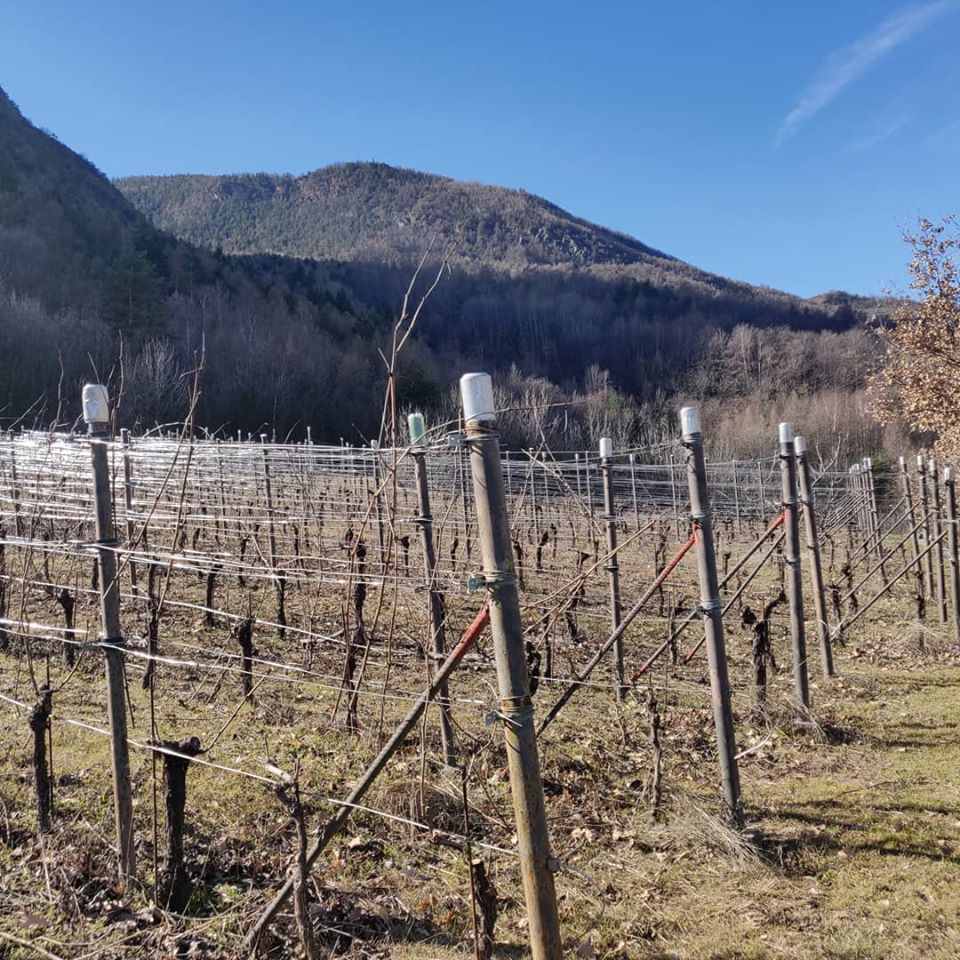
[779,422,810,713]
[409,413,455,766]
[599,438,625,699]
[864,457,887,581]
[732,459,743,534]
[795,436,833,678]
[929,458,948,624]
[460,373,563,960]
[120,429,138,595]
[944,467,960,646]
[8,442,23,538]
[370,440,387,572]
[918,456,935,596]
[83,384,136,888]
[899,456,923,603]
[756,460,767,523]
[680,406,742,826]
[629,453,640,531]
[261,444,284,637]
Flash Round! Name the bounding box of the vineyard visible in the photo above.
[1,375,958,960]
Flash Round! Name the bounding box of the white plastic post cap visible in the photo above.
[81,384,110,425]
[917,455,925,469]
[599,437,614,459]
[779,422,794,444]
[928,457,936,471]
[945,467,954,482]
[408,412,426,446]
[680,406,701,437]
[369,439,379,450]
[794,435,807,455]
[899,455,906,468]
[459,372,495,424]
[862,457,871,470]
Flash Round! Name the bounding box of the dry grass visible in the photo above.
[2,541,960,958]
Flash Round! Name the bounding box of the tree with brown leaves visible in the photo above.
[869,216,960,454]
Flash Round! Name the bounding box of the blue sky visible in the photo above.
[2,1,958,297]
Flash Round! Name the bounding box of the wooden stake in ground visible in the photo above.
[83,383,136,889]
[899,455,925,619]
[779,422,810,715]
[944,467,960,646]
[795,435,833,678]
[460,372,563,960]
[929,458,948,624]
[599,437,625,699]
[409,412,455,765]
[680,405,743,827]
[120,429,138,595]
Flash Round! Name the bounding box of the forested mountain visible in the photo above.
[1,84,887,456]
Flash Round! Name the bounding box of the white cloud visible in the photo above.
[846,113,911,151]
[776,2,955,144]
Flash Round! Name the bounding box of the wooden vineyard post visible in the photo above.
[944,467,960,646]
[918,456,935,597]
[929,458,948,624]
[864,457,887,581]
[680,406,743,826]
[120,429,138,595]
[83,384,136,888]
[779,422,810,714]
[795,436,833,678]
[599,438,625,699]
[409,413,456,767]
[370,440,387,572]
[900,455,924,617]
[261,444,285,638]
[460,373,563,960]
[629,453,640,531]
[732,459,742,534]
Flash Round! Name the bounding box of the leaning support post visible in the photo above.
[409,412,456,766]
[459,372,563,960]
[779,422,810,714]
[83,384,136,888]
[795,436,833,678]
[945,467,960,646]
[599,438,625,699]
[243,606,490,953]
[680,406,743,827]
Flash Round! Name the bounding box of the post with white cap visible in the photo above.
[944,467,960,645]
[795,436,833,678]
[917,456,935,597]
[779,422,810,713]
[409,413,455,766]
[899,455,924,617]
[599,437,626,699]
[680,405,743,826]
[83,384,136,887]
[459,372,563,960]
[929,458,947,623]
[864,457,887,582]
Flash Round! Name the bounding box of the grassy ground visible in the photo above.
[2,604,960,960]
